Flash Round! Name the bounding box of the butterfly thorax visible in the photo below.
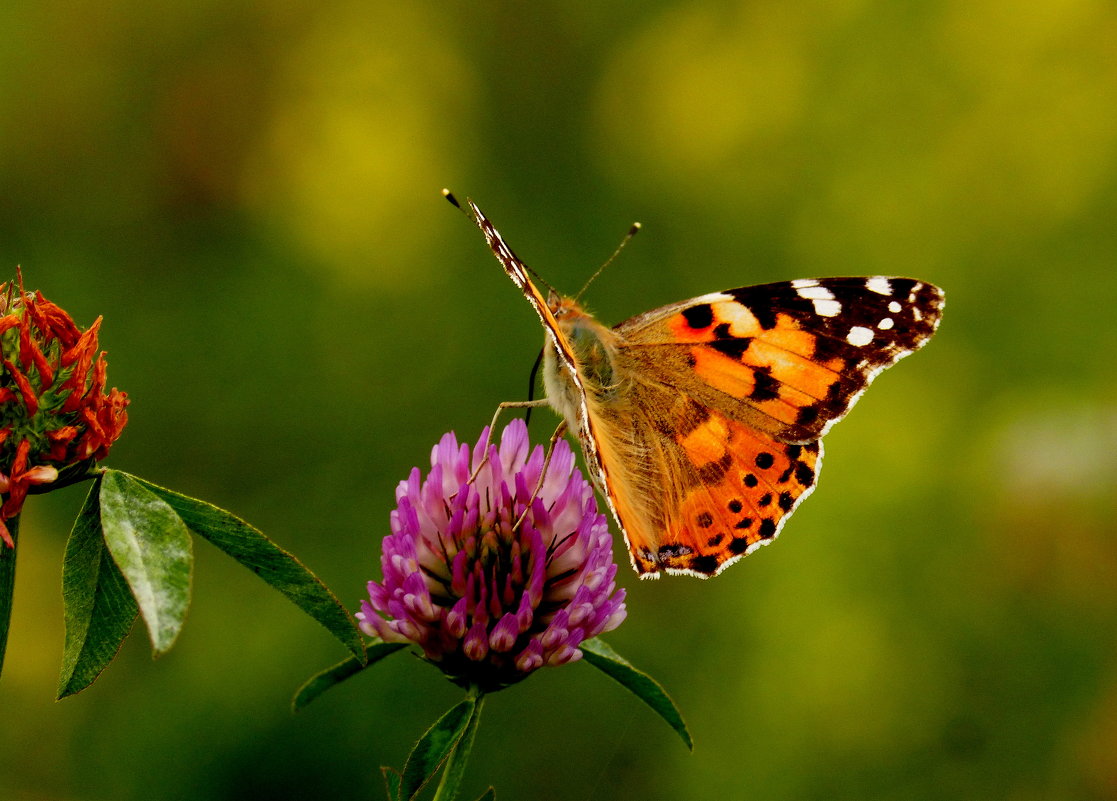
[542,297,624,438]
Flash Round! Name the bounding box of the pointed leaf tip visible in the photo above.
[99,470,192,657]
[292,642,407,712]
[400,697,477,800]
[58,482,139,698]
[0,515,19,683]
[580,637,693,750]
[432,693,485,801]
[382,766,402,801]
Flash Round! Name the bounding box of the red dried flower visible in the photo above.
[0,272,129,547]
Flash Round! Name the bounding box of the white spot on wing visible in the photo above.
[795,283,830,299]
[847,326,874,346]
[888,300,902,313]
[878,317,894,330]
[696,291,735,304]
[866,276,892,295]
[813,299,842,317]
[793,282,841,317]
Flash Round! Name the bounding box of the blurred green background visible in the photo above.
[2,1,1116,799]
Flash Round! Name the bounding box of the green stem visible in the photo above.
[432,687,485,801]
[0,515,20,682]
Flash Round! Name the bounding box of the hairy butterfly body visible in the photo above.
[450,193,944,579]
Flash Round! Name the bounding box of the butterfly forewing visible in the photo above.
[619,277,944,443]
[457,196,618,524]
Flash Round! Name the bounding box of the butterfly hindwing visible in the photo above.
[666,417,821,576]
[605,388,822,577]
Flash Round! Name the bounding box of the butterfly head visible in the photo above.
[546,295,615,358]
[546,288,565,313]
[547,291,585,320]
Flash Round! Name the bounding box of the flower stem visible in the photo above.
[432,686,485,801]
[0,515,20,682]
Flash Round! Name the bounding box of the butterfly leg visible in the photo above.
[461,399,553,490]
[512,419,569,532]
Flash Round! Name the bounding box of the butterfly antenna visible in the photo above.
[574,221,641,303]
[442,187,465,211]
[442,188,560,296]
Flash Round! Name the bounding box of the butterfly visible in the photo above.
[446,191,944,579]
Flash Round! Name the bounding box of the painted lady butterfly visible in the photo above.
[447,192,944,579]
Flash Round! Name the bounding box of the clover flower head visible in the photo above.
[0,274,129,547]
[358,419,626,690]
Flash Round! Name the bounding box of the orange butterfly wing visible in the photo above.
[594,386,822,577]
[612,279,943,576]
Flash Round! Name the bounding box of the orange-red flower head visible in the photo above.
[0,272,129,547]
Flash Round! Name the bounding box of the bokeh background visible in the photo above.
[2,1,1116,799]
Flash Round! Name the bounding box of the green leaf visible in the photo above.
[381,767,402,801]
[473,790,495,801]
[432,693,485,801]
[129,474,365,663]
[292,642,408,711]
[100,470,193,656]
[58,483,139,698]
[400,697,477,800]
[580,637,693,750]
[0,515,19,682]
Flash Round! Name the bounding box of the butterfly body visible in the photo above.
[540,297,619,440]
[454,194,944,579]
